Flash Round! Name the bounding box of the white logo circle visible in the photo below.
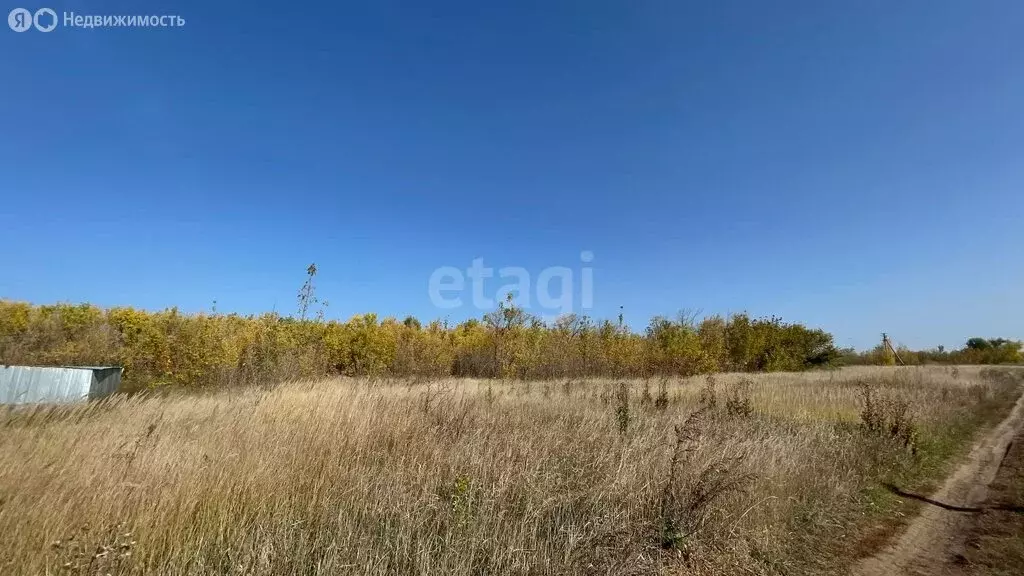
[33,8,57,32]
[8,8,32,32]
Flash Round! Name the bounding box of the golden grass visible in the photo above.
[0,366,1019,575]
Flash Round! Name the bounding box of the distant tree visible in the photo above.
[484,294,534,378]
[803,329,841,367]
[0,297,851,390]
[966,337,993,351]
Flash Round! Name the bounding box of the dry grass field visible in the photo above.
[0,366,1020,575]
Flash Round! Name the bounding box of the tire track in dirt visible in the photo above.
[853,387,1024,576]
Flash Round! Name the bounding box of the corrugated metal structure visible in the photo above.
[0,366,123,405]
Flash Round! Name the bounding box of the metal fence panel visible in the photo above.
[0,366,120,404]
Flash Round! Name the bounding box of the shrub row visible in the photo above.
[0,299,839,390]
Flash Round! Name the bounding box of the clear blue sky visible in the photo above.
[1,0,1022,350]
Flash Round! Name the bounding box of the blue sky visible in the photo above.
[1,0,1021,350]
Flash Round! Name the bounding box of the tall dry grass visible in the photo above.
[0,366,1019,575]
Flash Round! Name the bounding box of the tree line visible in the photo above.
[840,337,1023,366]
[0,298,840,391]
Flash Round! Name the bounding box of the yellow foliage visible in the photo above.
[0,299,842,389]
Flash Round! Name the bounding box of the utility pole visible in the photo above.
[882,333,906,366]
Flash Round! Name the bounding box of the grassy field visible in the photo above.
[0,366,1020,575]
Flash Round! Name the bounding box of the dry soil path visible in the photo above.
[853,388,1024,576]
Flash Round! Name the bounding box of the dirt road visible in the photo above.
[853,389,1024,576]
